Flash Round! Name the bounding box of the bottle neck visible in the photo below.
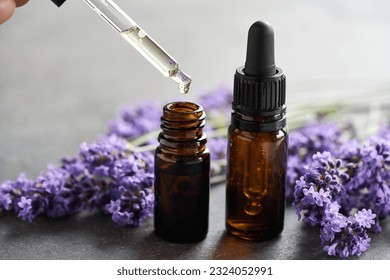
[158,102,207,156]
[231,108,287,132]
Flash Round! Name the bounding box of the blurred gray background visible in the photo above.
[0,0,389,259]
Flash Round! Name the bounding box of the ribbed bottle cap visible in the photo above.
[233,66,286,116]
[233,21,286,116]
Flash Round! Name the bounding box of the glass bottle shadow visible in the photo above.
[211,231,282,260]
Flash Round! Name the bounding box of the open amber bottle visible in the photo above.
[154,102,210,243]
[226,21,288,241]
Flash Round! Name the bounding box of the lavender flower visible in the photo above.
[17,196,34,222]
[1,135,154,227]
[358,137,390,220]
[197,86,232,179]
[37,165,77,218]
[337,136,390,231]
[320,204,375,258]
[61,135,132,211]
[378,126,390,139]
[293,130,389,257]
[207,137,228,177]
[108,101,161,143]
[63,135,155,226]
[0,182,13,212]
[0,174,34,213]
[354,209,376,228]
[292,151,375,257]
[198,85,232,116]
[105,184,154,227]
[103,150,154,226]
[287,122,342,199]
[293,152,348,225]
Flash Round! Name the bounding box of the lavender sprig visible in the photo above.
[320,202,375,257]
[287,122,342,200]
[63,135,155,226]
[108,100,161,144]
[199,85,232,179]
[292,131,389,257]
[339,136,390,231]
[0,135,155,226]
[292,151,376,257]
[293,152,348,226]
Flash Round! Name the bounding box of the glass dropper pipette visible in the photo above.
[51,0,191,94]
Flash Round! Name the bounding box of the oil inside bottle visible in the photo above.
[226,127,287,241]
[154,156,210,243]
[120,27,191,94]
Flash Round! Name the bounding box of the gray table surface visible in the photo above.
[1,183,389,260]
[1,0,389,260]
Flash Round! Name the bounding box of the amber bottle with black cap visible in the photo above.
[226,21,288,241]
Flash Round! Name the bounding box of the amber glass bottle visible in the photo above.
[154,102,210,243]
[226,21,288,241]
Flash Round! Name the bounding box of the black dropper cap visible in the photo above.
[51,0,67,7]
[244,21,276,77]
[232,21,286,131]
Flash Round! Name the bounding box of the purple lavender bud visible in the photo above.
[198,85,232,116]
[17,197,34,222]
[287,123,342,200]
[354,209,376,228]
[107,101,161,142]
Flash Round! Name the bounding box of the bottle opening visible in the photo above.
[163,102,205,123]
[165,102,202,115]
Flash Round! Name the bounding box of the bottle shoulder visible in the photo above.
[155,146,210,163]
[228,125,288,141]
